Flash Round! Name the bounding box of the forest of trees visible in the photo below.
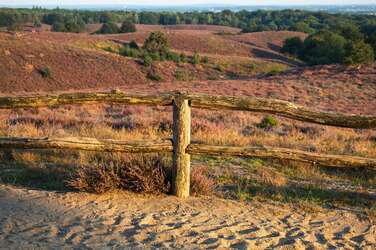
[282,24,376,65]
[1,7,376,64]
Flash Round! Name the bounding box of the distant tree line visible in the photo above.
[1,7,376,64]
[2,7,376,33]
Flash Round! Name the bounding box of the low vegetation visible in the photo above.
[119,31,205,68]
[38,67,52,78]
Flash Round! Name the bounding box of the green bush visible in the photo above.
[258,116,278,130]
[149,52,161,61]
[39,67,51,78]
[167,52,181,63]
[129,40,139,49]
[120,20,136,33]
[180,53,188,63]
[97,22,119,34]
[281,36,304,57]
[202,56,209,64]
[143,31,170,54]
[120,45,141,58]
[142,53,153,67]
[192,51,200,65]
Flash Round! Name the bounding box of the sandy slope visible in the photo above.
[0,185,375,249]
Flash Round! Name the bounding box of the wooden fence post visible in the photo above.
[172,93,191,198]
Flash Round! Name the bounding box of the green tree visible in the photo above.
[302,30,347,65]
[97,22,119,34]
[143,31,169,55]
[52,21,66,32]
[292,22,314,34]
[367,33,376,57]
[335,23,364,42]
[120,20,136,33]
[344,40,374,65]
[281,37,304,57]
[65,19,85,33]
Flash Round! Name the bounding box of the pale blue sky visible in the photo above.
[1,0,376,6]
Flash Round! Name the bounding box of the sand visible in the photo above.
[0,184,375,249]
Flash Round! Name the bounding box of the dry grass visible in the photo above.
[68,154,171,194]
[190,165,216,196]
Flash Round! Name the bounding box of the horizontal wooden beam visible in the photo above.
[187,143,376,169]
[184,93,376,129]
[0,91,174,109]
[1,91,375,129]
[0,137,173,153]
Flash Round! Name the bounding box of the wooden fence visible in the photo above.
[0,91,375,198]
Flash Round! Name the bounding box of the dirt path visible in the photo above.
[0,185,375,249]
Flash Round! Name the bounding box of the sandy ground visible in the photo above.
[0,185,375,249]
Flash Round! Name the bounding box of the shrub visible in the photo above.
[149,51,161,61]
[142,53,153,66]
[39,67,51,78]
[68,154,171,194]
[180,52,188,63]
[68,154,216,196]
[258,115,278,130]
[266,65,286,76]
[166,51,181,63]
[175,69,193,81]
[129,40,139,49]
[120,20,136,33]
[190,166,216,196]
[192,51,200,65]
[215,64,225,72]
[120,45,141,58]
[147,69,163,81]
[281,36,304,57]
[202,56,209,64]
[143,31,170,54]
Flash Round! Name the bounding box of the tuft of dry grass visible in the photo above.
[256,166,287,187]
[190,165,216,196]
[68,154,171,194]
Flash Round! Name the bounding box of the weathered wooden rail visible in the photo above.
[1,91,375,197]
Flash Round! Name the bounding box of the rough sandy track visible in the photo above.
[0,185,375,249]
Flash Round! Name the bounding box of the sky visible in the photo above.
[1,0,376,6]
